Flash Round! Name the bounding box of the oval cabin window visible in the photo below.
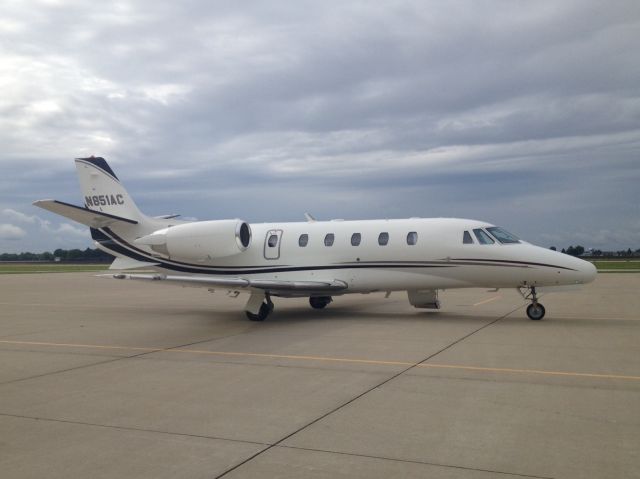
[406,231,418,245]
[324,233,335,247]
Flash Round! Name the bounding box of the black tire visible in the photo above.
[246,302,272,321]
[309,296,332,309]
[526,303,546,320]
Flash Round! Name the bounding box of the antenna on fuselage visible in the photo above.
[304,212,317,223]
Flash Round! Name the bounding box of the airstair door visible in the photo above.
[264,229,283,260]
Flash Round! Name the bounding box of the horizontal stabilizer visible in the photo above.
[102,273,348,296]
[109,257,159,270]
[33,199,138,228]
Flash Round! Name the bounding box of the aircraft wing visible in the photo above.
[33,199,138,227]
[105,273,348,297]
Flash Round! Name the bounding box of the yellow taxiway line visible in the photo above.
[1,339,639,382]
[472,295,502,307]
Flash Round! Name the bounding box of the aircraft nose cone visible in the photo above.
[579,259,597,284]
[544,248,597,285]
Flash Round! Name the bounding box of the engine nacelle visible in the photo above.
[134,219,251,261]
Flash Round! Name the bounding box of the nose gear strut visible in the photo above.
[518,286,546,320]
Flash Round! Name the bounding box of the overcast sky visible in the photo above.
[1,0,639,253]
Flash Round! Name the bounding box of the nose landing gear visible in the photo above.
[520,286,546,320]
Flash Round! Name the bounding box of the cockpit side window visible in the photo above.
[486,227,520,244]
[473,228,495,245]
[463,231,474,244]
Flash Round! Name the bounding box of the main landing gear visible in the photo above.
[244,294,335,321]
[309,296,332,309]
[520,286,546,320]
[245,293,274,321]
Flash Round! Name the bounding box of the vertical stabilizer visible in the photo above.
[75,157,143,222]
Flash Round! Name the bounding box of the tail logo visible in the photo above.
[85,194,125,207]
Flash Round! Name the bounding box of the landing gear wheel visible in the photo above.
[526,303,546,320]
[246,300,274,321]
[519,286,546,321]
[309,296,332,309]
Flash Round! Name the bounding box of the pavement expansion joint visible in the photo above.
[3,274,640,478]
[0,333,247,387]
[0,412,270,447]
[3,330,640,382]
[275,444,556,479]
[213,307,517,478]
[3,409,555,479]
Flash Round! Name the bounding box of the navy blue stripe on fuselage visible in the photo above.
[336,260,528,269]
[102,227,285,271]
[96,228,458,275]
[95,228,574,275]
[449,257,577,271]
[101,228,522,271]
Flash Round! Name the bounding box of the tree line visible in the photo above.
[2,245,639,262]
[0,248,114,263]
[549,245,640,257]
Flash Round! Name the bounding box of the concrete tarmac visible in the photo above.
[0,272,639,478]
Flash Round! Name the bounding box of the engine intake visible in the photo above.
[135,219,252,261]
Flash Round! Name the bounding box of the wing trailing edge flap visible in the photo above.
[33,199,138,228]
[101,273,348,294]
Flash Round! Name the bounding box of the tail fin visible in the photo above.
[75,157,143,222]
[34,156,180,268]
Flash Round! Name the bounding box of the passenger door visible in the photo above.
[264,229,283,260]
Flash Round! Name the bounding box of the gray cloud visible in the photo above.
[1,0,639,252]
[0,224,27,241]
[0,208,88,252]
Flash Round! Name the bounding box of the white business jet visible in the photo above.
[34,157,596,321]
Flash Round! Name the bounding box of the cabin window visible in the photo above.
[324,233,335,247]
[351,233,361,246]
[473,228,494,245]
[298,234,309,247]
[378,232,389,246]
[486,227,520,244]
[463,231,474,244]
[406,231,418,245]
[267,234,278,247]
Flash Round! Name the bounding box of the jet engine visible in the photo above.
[134,219,252,261]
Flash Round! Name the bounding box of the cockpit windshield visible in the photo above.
[486,227,520,244]
[473,228,494,244]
